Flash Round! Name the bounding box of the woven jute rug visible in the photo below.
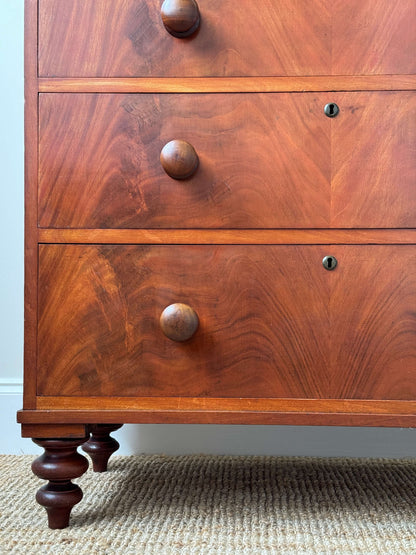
[1,454,416,554]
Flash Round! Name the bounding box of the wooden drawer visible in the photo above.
[38,92,416,229]
[38,0,416,77]
[37,244,416,400]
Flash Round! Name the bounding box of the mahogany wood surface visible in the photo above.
[38,92,416,229]
[21,424,88,439]
[331,93,416,227]
[37,244,415,400]
[160,139,200,180]
[38,0,416,77]
[20,0,416,531]
[82,424,123,472]
[31,438,89,529]
[37,75,416,94]
[160,0,201,38]
[33,397,416,414]
[37,229,416,245]
[17,407,416,428]
[23,0,38,408]
[38,92,330,229]
[160,303,200,342]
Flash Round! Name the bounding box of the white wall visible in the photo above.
[2,1,415,458]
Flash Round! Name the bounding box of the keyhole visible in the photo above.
[322,255,338,271]
[324,103,339,118]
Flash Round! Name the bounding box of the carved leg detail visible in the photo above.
[82,424,123,472]
[32,437,89,529]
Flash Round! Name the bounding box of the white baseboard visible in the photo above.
[3,388,416,457]
[0,378,24,394]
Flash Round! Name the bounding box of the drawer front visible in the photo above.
[38,92,416,229]
[39,0,415,77]
[37,244,416,400]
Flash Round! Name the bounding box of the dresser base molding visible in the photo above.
[18,411,416,429]
[28,397,416,414]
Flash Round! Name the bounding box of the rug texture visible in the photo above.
[1,454,416,554]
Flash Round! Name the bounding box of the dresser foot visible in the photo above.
[31,437,89,529]
[82,424,123,472]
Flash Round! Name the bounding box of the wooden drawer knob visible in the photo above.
[160,303,199,342]
[160,139,199,180]
[161,0,200,38]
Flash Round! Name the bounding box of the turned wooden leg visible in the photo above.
[32,437,89,529]
[82,424,123,472]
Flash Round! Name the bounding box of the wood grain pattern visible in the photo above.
[39,0,329,77]
[331,0,416,76]
[38,92,416,229]
[38,92,331,229]
[21,0,416,444]
[34,397,416,414]
[37,244,416,400]
[38,0,416,77]
[17,408,416,428]
[21,424,88,439]
[37,244,331,398]
[37,229,416,245]
[330,92,416,227]
[37,75,416,94]
[23,0,39,409]
[330,246,416,399]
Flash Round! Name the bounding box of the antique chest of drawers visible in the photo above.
[18,0,416,528]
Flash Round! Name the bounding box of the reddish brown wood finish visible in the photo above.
[38,0,416,77]
[23,0,38,409]
[330,92,416,227]
[21,0,416,531]
[31,437,89,529]
[36,244,328,398]
[21,424,88,439]
[38,92,330,228]
[82,424,123,472]
[38,75,416,94]
[37,244,415,400]
[160,303,199,342]
[32,398,416,415]
[160,0,200,38]
[160,139,199,180]
[37,229,416,245]
[38,91,416,229]
[17,405,416,428]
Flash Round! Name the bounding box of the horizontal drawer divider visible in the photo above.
[38,76,416,94]
[37,229,416,245]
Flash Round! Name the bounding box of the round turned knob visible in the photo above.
[161,0,200,38]
[160,303,199,342]
[160,139,199,180]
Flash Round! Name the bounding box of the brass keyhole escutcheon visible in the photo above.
[322,255,338,271]
[324,103,339,118]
